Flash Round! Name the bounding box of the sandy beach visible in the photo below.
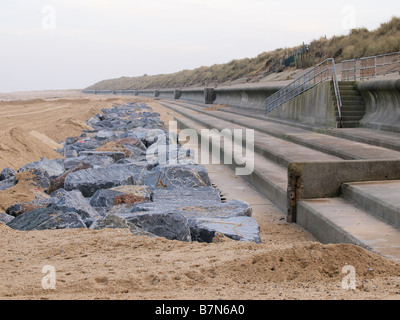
[1,91,399,300]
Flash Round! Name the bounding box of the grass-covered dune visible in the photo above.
[87,17,400,91]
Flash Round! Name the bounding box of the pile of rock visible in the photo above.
[0,102,261,243]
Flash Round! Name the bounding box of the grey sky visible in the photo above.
[0,0,398,92]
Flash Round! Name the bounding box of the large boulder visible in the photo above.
[89,214,158,238]
[90,185,153,209]
[7,207,87,231]
[62,155,114,171]
[189,216,261,243]
[144,164,211,190]
[78,150,127,162]
[0,178,15,191]
[6,201,50,218]
[18,158,65,178]
[0,168,16,181]
[64,165,139,197]
[90,189,125,208]
[0,213,14,224]
[151,187,221,204]
[48,190,99,219]
[118,211,192,242]
[49,162,92,194]
[132,198,252,220]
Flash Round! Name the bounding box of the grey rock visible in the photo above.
[0,213,14,224]
[63,156,114,171]
[146,144,196,166]
[118,211,191,242]
[63,145,79,158]
[6,203,36,217]
[48,190,99,219]
[78,151,127,162]
[152,187,221,204]
[90,184,153,208]
[49,188,69,199]
[72,139,102,151]
[189,216,261,244]
[89,213,129,230]
[65,137,79,145]
[118,129,147,143]
[89,213,158,238]
[0,178,15,191]
[87,116,101,127]
[144,164,211,190]
[129,224,159,238]
[64,164,141,197]
[19,158,65,178]
[36,212,87,230]
[0,168,16,181]
[95,130,115,141]
[90,189,125,208]
[7,207,86,231]
[20,168,51,190]
[133,199,252,220]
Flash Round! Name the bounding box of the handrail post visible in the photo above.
[330,58,343,128]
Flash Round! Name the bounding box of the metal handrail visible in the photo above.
[265,58,342,125]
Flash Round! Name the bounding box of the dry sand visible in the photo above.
[0,91,399,300]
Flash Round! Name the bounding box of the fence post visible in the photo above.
[354,59,357,81]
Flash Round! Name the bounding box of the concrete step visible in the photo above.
[341,180,400,228]
[337,89,362,95]
[173,114,289,213]
[340,121,362,128]
[162,99,400,262]
[297,197,400,261]
[160,101,341,168]
[340,105,366,112]
[341,98,365,105]
[336,110,365,117]
[325,128,400,152]
[337,115,364,122]
[338,81,356,88]
[164,99,400,153]
[333,89,364,97]
[162,100,400,161]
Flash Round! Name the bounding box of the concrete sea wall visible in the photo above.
[267,81,337,127]
[213,87,280,111]
[355,79,400,133]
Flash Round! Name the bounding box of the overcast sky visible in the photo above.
[0,0,398,92]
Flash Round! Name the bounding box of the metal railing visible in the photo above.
[341,52,400,81]
[265,58,342,122]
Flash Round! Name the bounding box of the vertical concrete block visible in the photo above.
[204,88,215,104]
[174,90,181,100]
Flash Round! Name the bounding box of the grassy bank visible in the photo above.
[87,17,400,91]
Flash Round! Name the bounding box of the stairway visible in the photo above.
[158,98,400,261]
[298,180,400,261]
[333,81,366,128]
